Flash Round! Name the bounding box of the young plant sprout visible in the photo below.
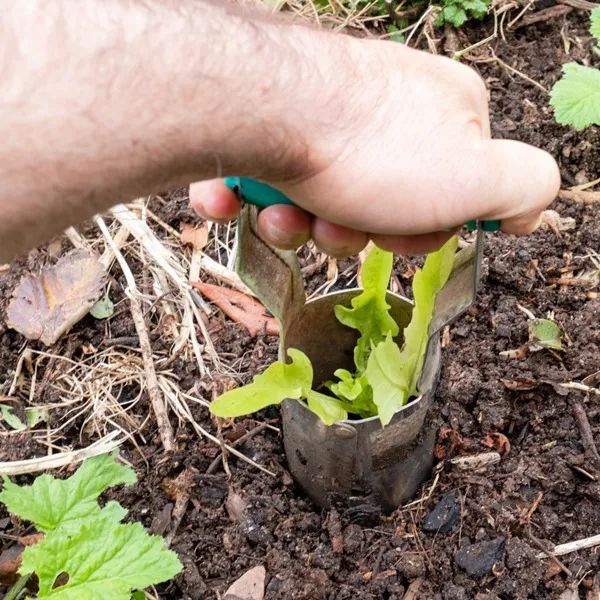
[210,237,458,426]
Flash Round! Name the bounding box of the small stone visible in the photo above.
[422,491,460,533]
[455,538,506,577]
[224,566,266,600]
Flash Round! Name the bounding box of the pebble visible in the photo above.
[454,537,506,577]
[422,491,460,533]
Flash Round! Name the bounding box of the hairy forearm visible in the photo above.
[0,0,356,261]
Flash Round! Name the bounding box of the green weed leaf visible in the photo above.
[0,451,136,534]
[20,512,181,599]
[0,405,26,431]
[550,63,600,130]
[334,247,399,372]
[529,318,564,351]
[209,349,313,418]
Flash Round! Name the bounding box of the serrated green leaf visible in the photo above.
[20,512,181,599]
[0,451,136,534]
[529,318,564,351]
[209,349,313,418]
[0,405,26,431]
[90,293,115,320]
[305,390,349,426]
[550,63,600,130]
[443,5,468,27]
[334,247,399,372]
[462,0,488,17]
[591,7,600,41]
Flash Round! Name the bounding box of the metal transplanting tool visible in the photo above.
[225,176,499,337]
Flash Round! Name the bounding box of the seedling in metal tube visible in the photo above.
[224,176,500,339]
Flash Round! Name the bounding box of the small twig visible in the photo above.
[559,189,600,204]
[556,0,599,10]
[403,577,424,600]
[4,574,32,600]
[96,216,175,453]
[206,422,272,474]
[0,431,123,476]
[527,531,572,577]
[560,382,600,396]
[536,533,600,559]
[570,398,600,468]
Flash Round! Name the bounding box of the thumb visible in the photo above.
[467,138,560,235]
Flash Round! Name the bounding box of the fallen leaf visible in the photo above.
[482,432,511,456]
[6,249,107,345]
[191,281,278,337]
[181,222,209,250]
[541,210,576,237]
[435,426,468,459]
[224,566,266,600]
[501,378,539,391]
[529,318,564,351]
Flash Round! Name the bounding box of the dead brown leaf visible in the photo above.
[435,426,469,459]
[191,281,278,337]
[482,432,511,456]
[6,249,107,345]
[180,222,209,250]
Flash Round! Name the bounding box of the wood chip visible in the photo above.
[450,451,501,471]
[224,566,266,600]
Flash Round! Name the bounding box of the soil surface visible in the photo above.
[1,6,600,600]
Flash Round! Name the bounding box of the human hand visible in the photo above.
[190,40,559,258]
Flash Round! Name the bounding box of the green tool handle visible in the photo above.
[224,176,500,232]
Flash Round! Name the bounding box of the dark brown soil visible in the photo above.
[1,6,599,600]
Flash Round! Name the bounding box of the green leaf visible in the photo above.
[529,318,564,351]
[591,7,600,41]
[334,247,399,372]
[25,407,49,428]
[209,349,313,418]
[327,370,376,418]
[366,334,410,426]
[90,292,115,320]
[462,0,488,18]
[400,236,458,398]
[0,405,26,431]
[0,451,136,534]
[443,5,468,27]
[20,512,181,599]
[550,63,600,130]
[305,390,348,426]
[131,593,146,600]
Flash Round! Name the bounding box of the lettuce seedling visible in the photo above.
[0,452,182,600]
[550,8,600,129]
[210,238,458,426]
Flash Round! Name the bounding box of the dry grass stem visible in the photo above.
[96,215,176,452]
